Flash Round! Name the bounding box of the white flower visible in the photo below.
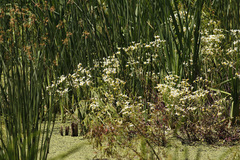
[145,44,151,48]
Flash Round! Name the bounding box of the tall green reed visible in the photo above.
[156,0,204,82]
[0,2,56,159]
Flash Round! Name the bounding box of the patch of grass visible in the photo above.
[47,121,107,160]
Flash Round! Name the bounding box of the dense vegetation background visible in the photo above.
[0,0,239,159]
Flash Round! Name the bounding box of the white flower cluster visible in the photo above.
[201,27,240,78]
[202,34,225,44]
[230,29,240,36]
[102,54,119,75]
[155,75,209,117]
[101,54,126,89]
[46,75,69,96]
[117,36,165,55]
[70,63,92,88]
[46,63,92,96]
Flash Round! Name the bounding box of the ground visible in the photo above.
[48,121,240,160]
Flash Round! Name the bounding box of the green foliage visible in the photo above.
[0,0,240,159]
